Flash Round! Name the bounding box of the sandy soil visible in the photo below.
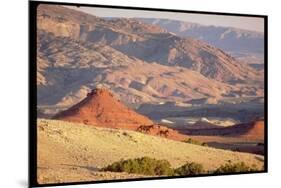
[37,119,264,184]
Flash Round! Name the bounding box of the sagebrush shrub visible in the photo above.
[174,162,204,175]
[213,162,259,174]
[184,138,208,147]
[101,157,174,176]
[101,157,257,176]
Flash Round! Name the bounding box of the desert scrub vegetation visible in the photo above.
[101,157,174,176]
[184,138,208,147]
[213,162,259,174]
[174,162,205,175]
[101,157,258,176]
[101,157,206,176]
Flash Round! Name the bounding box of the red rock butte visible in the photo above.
[219,120,264,140]
[226,120,264,140]
[238,120,264,140]
[53,88,154,129]
[184,120,264,141]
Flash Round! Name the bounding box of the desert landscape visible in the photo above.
[36,4,265,184]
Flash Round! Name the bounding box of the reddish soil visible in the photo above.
[53,88,153,129]
[178,120,265,154]
[183,120,264,140]
[237,120,264,140]
[53,88,187,141]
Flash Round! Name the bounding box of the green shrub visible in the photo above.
[101,157,174,176]
[201,142,208,147]
[213,162,259,174]
[175,162,204,175]
[101,157,258,177]
[184,138,208,147]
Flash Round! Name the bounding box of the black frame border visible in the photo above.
[28,1,268,187]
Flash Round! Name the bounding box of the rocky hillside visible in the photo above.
[37,30,238,114]
[38,5,260,82]
[138,18,264,56]
[113,32,260,82]
[37,4,264,115]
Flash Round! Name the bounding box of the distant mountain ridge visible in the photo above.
[37,5,260,82]
[137,18,264,57]
[37,5,264,115]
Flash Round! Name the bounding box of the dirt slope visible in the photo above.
[37,119,264,184]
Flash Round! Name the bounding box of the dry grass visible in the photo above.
[37,119,264,184]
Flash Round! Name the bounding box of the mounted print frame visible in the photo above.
[29,1,268,187]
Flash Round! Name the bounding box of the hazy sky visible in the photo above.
[66,6,264,33]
